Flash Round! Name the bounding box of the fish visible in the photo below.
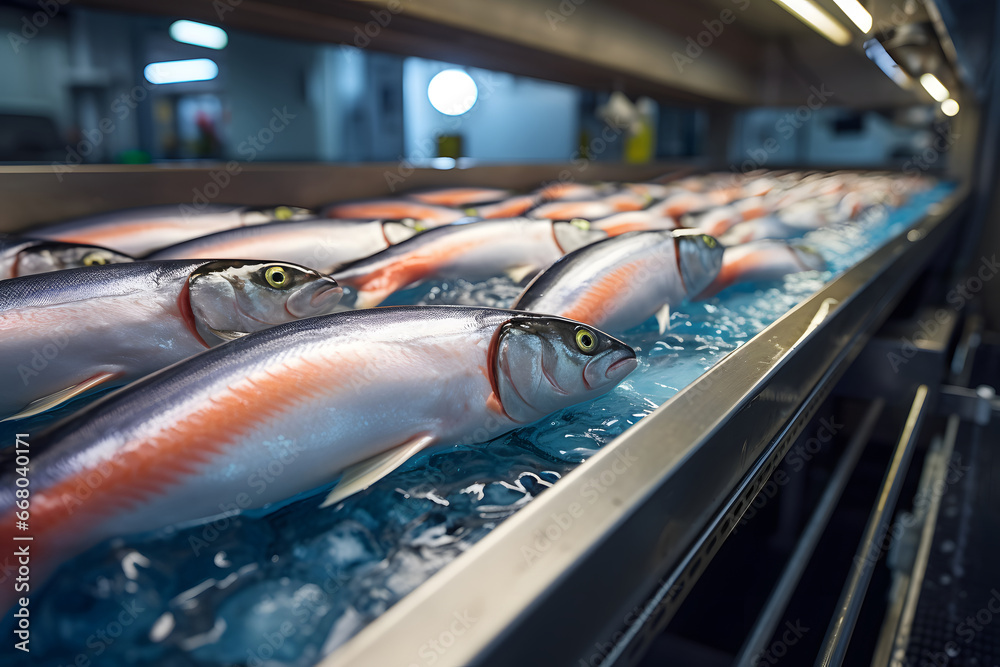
[333,219,607,308]
[32,205,315,256]
[647,192,716,218]
[528,191,651,220]
[406,187,512,207]
[320,199,465,226]
[694,240,827,299]
[146,219,419,272]
[685,196,770,237]
[0,259,341,421]
[719,216,803,245]
[513,230,724,335]
[474,194,543,219]
[0,306,637,613]
[0,235,134,280]
[589,211,678,236]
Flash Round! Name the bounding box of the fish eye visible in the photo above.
[264,266,291,288]
[273,206,293,220]
[575,328,597,353]
[570,218,591,231]
[83,252,107,266]
[701,235,717,248]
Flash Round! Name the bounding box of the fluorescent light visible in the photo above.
[832,0,872,32]
[941,98,959,116]
[144,59,219,85]
[770,0,853,45]
[169,20,228,50]
[919,73,950,102]
[864,39,911,88]
[427,69,478,116]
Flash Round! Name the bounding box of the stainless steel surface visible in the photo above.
[734,398,886,667]
[322,186,969,667]
[815,385,931,667]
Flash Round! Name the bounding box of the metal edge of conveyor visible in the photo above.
[321,185,970,667]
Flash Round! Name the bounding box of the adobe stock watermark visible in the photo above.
[520,448,638,564]
[180,106,296,218]
[7,0,69,54]
[737,415,843,531]
[888,254,999,373]
[672,0,750,72]
[51,81,155,181]
[752,619,810,666]
[854,453,969,568]
[545,0,586,30]
[408,610,478,666]
[732,85,835,174]
[904,589,1000,667]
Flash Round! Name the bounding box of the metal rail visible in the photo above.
[734,398,886,667]
[815,385,931,667]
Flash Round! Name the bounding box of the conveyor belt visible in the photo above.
[322,190,970,666]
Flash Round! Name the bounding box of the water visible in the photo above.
[2,183,954,666]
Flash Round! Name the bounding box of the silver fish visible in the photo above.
[513,230,724,334]
[695,240,826,299]
[146,218,419,271]
[0,306,637,612]
[333,218,607,308]
[0,259,341,421]
[0,235,133,279]
[32,204,315,256]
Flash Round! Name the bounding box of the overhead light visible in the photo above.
[832,0,872,32]
[919,73,950,101]
[863,39,911,88]
[770,0,853,46]
[144,58,219,85]
[941,98,959,116]
[427,69,478,116]
[169,20,228,50]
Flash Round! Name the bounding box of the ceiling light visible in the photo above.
[863,39,911,88]
[169,20,228,50]
[832,0,872,32]
[770,0,853,45]
[427,69,478,116]
[144,59,219,85]
[941,98,959,116]
[919,73,950,102]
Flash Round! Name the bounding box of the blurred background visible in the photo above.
[0,0,980,170]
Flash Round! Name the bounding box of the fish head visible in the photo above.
[242,205,316,224]
[492,315,637,423]
[188,260,342,339]
[553,219,608,253]
[789,243,827,272]
[15,242,134,276]
[675,231,725,297]
[382,219,422,244]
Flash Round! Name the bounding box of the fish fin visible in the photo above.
[207,327,249,342]
[2,371,122,422]
[505,265,537,284]
[320,434,437,508]
[655,304,672,335]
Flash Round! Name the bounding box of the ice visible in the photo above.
[2,183,956,665]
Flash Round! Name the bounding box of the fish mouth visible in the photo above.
[286,277,343,318]
[607,354,638,379]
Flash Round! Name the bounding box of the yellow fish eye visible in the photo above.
[273,206,293,220]
[264,266,291,288]
[701,235,717,248]
[570,218,591,231]
[575,328,597,353]
[83,252,107,266]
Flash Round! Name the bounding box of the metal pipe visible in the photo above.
[815,385,930,667]
[733,398,885,667]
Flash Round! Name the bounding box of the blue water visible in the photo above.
[3,183,954,666]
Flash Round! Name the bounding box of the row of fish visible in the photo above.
[0,169,932,615]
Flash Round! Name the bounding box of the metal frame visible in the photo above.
[322,186,970,667]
